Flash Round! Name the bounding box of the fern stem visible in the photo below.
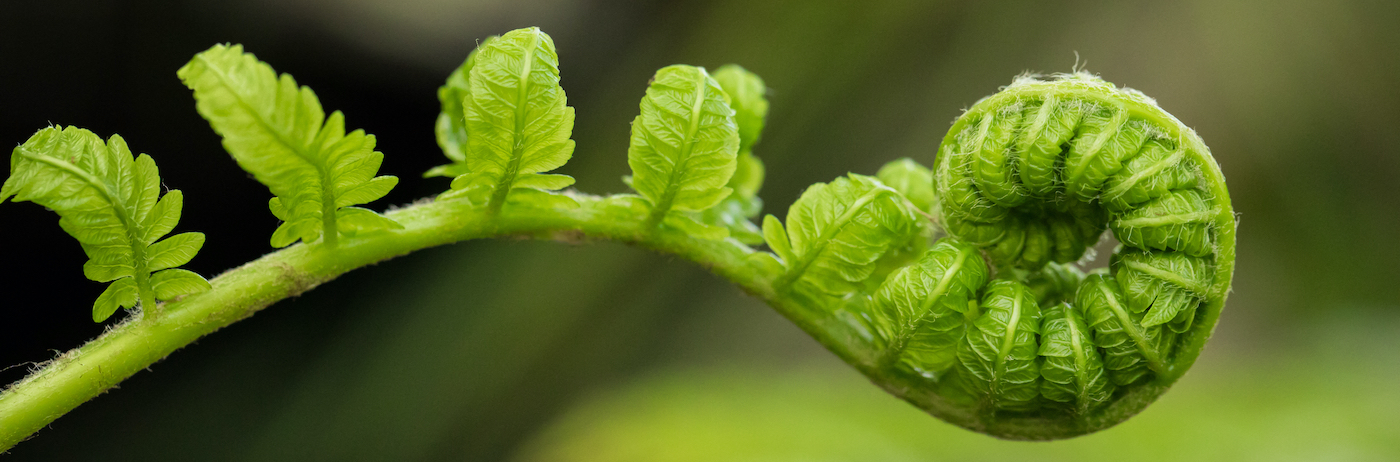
[0,193,828,450]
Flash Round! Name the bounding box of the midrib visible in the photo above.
[649,68,711,223]
[491,29,542,212]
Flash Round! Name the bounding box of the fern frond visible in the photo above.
[2,126,210,321]
[178,44,401,248]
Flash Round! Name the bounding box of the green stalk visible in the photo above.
[0,194,826,450]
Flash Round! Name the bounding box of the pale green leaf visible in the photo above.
[146,232,206,272]
[504,187,580,210]
[775,173,919,302]
[870,238,988,378]
[336,207,405,235]
[875,158,934,213]
[334,176,398,208]
[512,173,575,191]
[627,64,739,218]
[93,277,137,322]
[445,27,576,208]
[712,64,768,153]
[429,35,496,176]
[149,268,211,300]
[3,126,209,322]
[179,43,399,247]
[142,189,183,243]
[762,214,794,264]
[82,251,134,283]
[663,213,730,241]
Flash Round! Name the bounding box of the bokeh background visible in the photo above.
[3,0,1399,460]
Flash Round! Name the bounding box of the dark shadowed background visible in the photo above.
[2,0,1398,460]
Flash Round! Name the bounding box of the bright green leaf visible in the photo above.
[1039,302,1115,414]
[2,126,210,322]
[772,173,919,303]
[149,269,212,300]
[712,64,768,153]
[876,158,934,213]
[146,232,206,272]
[92,277,137,322]
[956,279,1042,411]
[444,27,576,211]
[429,35,497,176]
[627,64,740,225]
[179,43,400,247]
[870,238,988,378]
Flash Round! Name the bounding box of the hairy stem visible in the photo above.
[0,193,851,450]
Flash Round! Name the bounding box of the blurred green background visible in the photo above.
[2,0,1399,460]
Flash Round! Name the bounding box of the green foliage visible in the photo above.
[2,126,210,321]
[1023,262,1086,306]
[1038,302,1115,414]
[1114,248,1211,331]
[954,279,1043,411]
[875,158,935,214]
[439,27,578,211]
[426,35,496,179]
[0,29,1236,447]
[627,64,740,235]
[870,238,987,377]
[178,43,401,247]
[763,173,918,303]
[1076,271,1167,386]
[692,64,770,244]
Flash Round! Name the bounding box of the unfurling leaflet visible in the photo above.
[694,64,770,244]
[178,44,402,248]
[626,64,740,238]
[2,126,211,321]
[426,35,497,179]
[437,27,578,211]
[763,173,919,305]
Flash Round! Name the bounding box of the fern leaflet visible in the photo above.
[627,64,740,237]
[438,27,578,211]
[178,44,401,248]
[2,126,210,321]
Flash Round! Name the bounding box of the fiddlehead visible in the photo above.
[777,72,1235,439]
[0,27,1233,447]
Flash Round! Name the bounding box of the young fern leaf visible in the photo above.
[1076,272,1169,385]
[954,279,1043,412]
[1023,262,1086,307]
[693,64,769,244]
[875,158,935,214]
[870,238,987,378]
[426,35,497,179]
[1038,302,1114,414]
[178,44,401,248]
[440,27,578,211]
[1,126,210,322]
[627,64,740,238]
[764,173,919,304]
